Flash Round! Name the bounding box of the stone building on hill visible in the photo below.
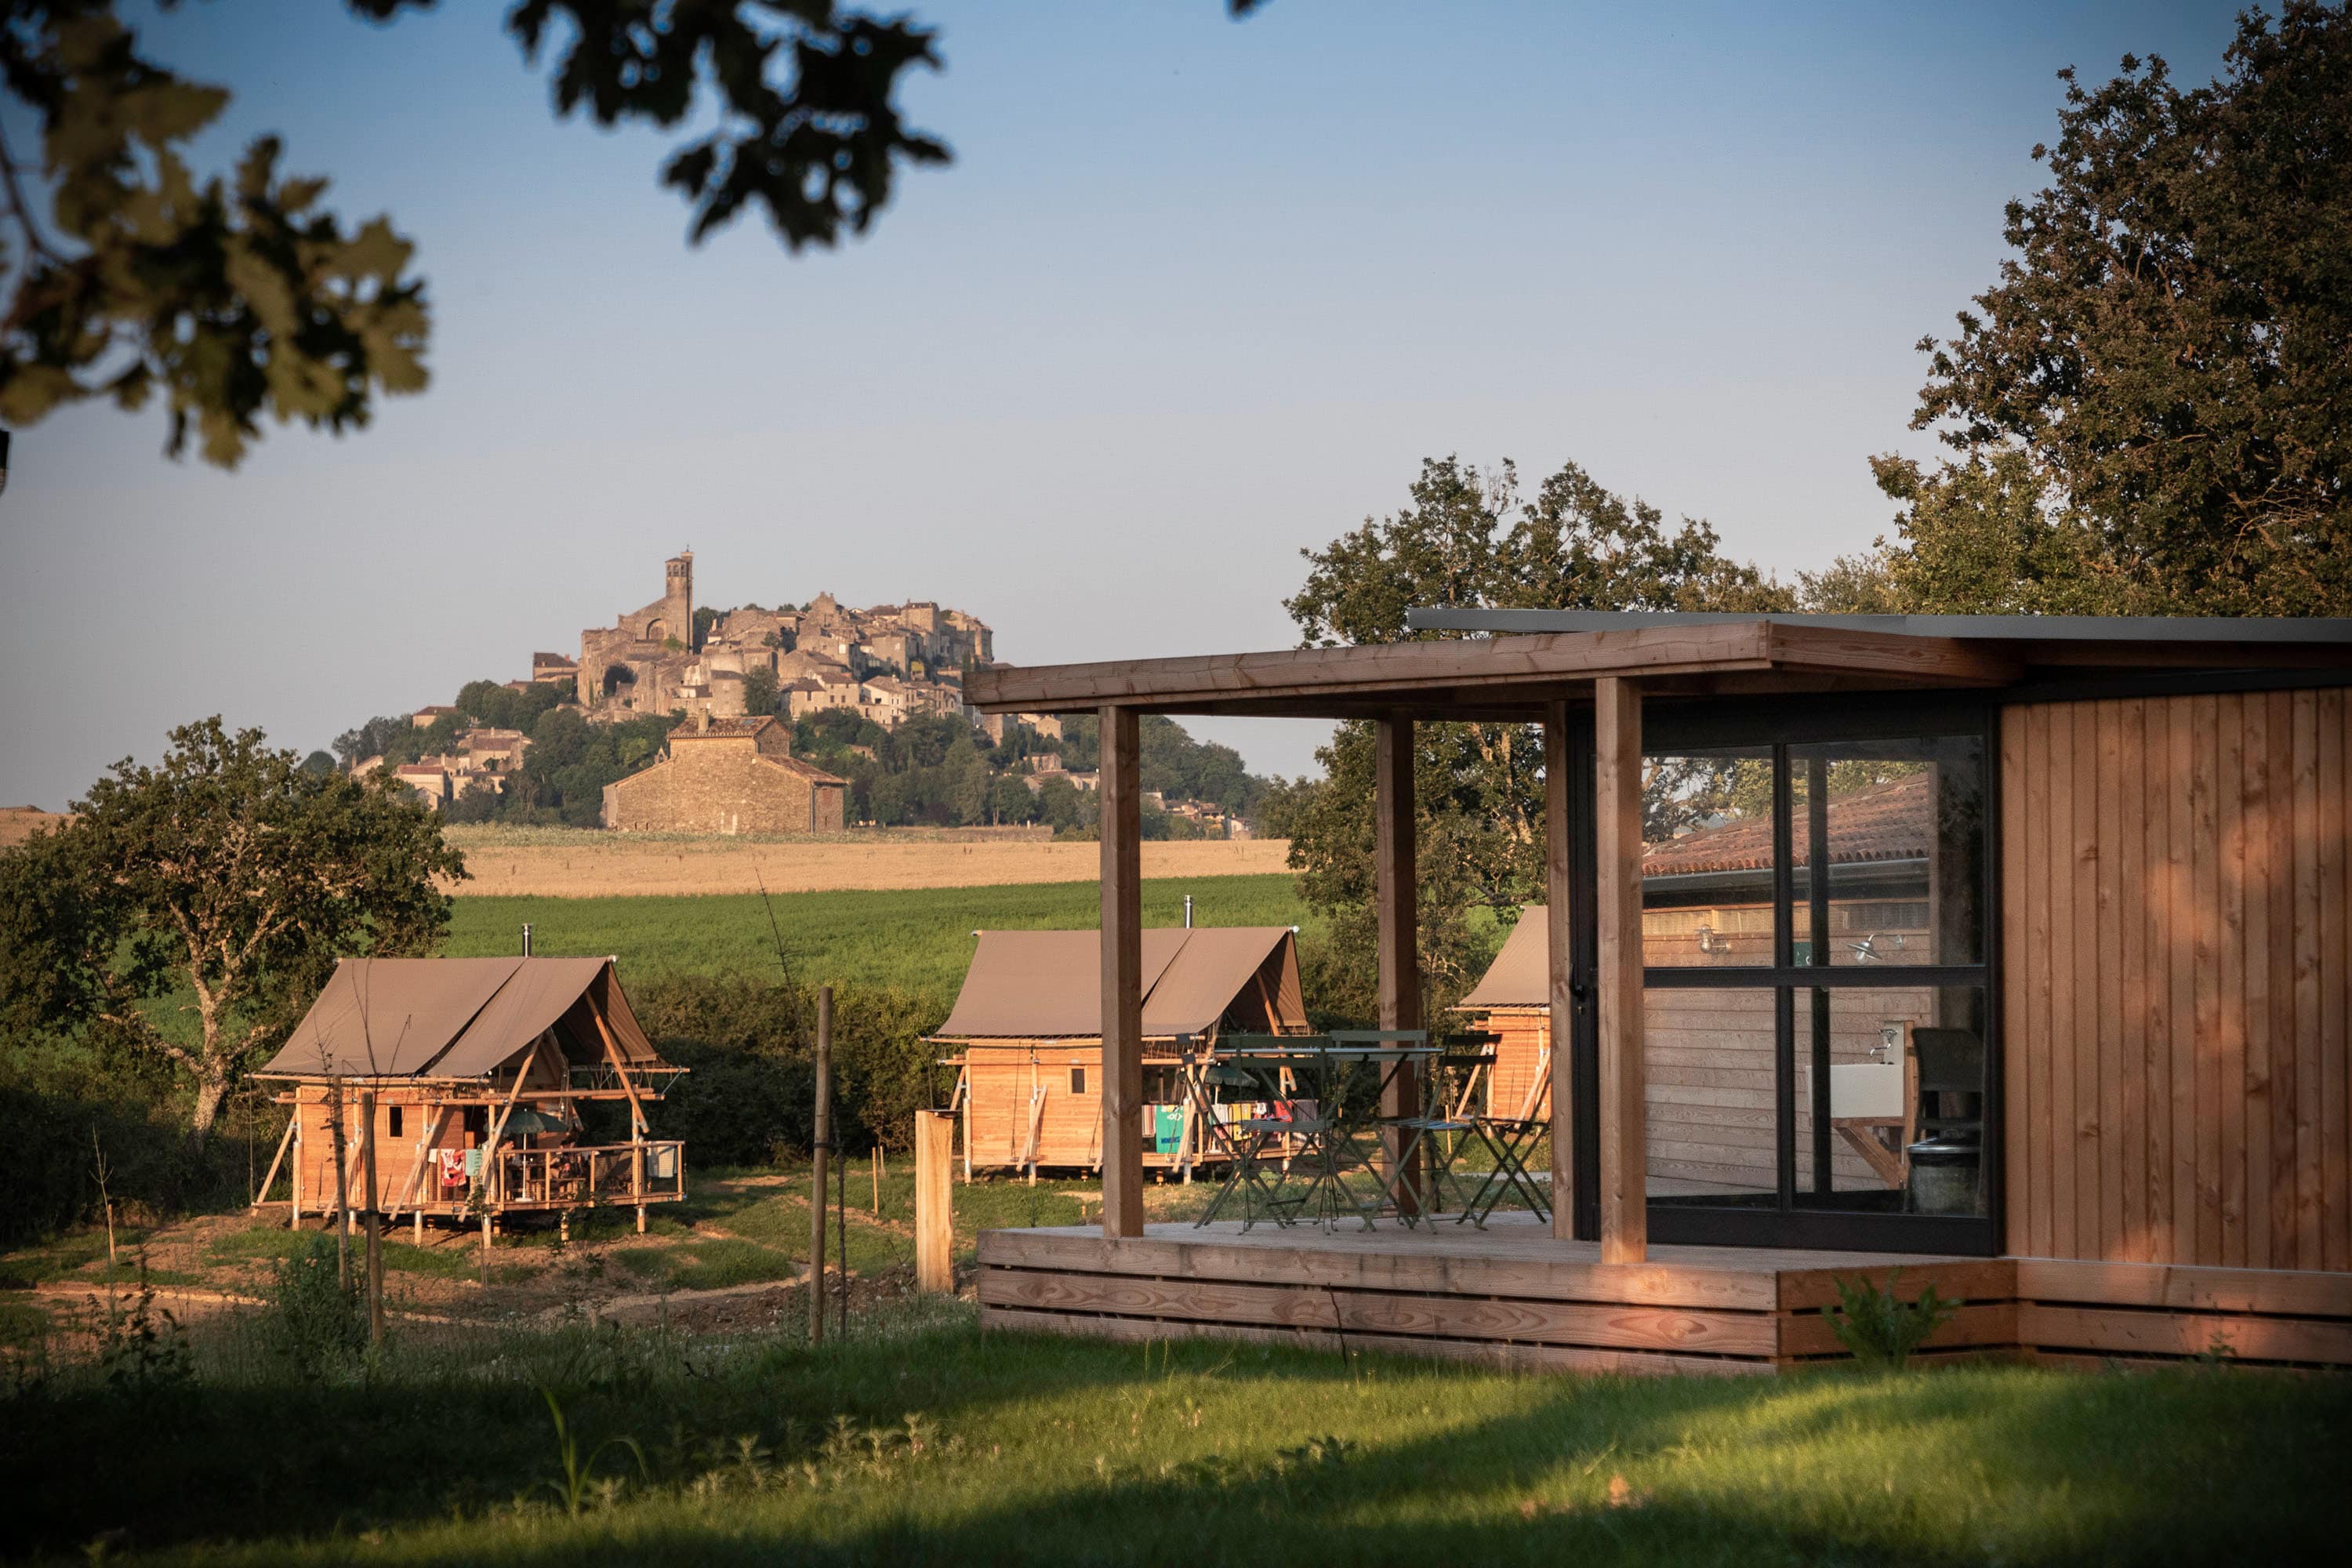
[570,552,994,732]
[600,715,848,835]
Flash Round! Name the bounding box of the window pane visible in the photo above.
[1791,737,1985,967]
[1645,986,1777,1207]
[1795,985,1988,1215]
[1641,749,1775,967]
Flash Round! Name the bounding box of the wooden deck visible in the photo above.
[976,1214,2352,1374]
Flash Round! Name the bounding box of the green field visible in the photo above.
[445,874,1315,1005]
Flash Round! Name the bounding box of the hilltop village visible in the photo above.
[338,554,1265,837]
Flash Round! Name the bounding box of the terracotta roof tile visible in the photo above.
[1639,770,1930,877]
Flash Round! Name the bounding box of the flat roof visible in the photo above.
[1405,609,2352,643]
[966,614,2352,720]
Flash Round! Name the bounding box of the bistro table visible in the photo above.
[1194,1033,1437,1231]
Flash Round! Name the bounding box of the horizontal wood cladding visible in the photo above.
[2001,690,2352,1272]
[976,1225,2352,1372]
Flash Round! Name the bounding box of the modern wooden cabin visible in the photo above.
[962,613,2352,1372]
[254,956,685,1236]
[931,927,1311,1176]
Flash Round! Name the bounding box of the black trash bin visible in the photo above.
[1906,1128,1982,1215]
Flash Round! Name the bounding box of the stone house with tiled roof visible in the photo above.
[600,714,847,834]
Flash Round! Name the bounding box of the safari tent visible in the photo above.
[253,956,685,1236]
[931,927,1311,1176]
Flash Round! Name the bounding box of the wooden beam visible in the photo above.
[972,623,1778,711]
[1099,703,1145,1240]
[1595,677,1646,1263]
[1544,699,1577,1239]
[968,619,2038,715]
[1374,714,1421,1212]
[251,1116,296,1214]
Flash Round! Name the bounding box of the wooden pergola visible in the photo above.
[969,614,2352,1269]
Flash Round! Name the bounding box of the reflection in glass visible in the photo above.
[1795,986,1989,1216]
[1639,749,1774,968]
[1791,736,1984,967]
[1642,987,1777,1207]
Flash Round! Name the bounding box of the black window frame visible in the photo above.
[1566,692,2002,1257]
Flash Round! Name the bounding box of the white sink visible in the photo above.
[1830,1062,1904,1120]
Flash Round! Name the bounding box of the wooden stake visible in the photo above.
[361,1090,383,1346]
[810,986,832,1345]
[872,1147,880,1216]
[915,1109,953,1293]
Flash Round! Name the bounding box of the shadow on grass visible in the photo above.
[5,1319,2346,1565]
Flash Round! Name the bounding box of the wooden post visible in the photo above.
[1099,703,1145,1240]
[360,1090,383,1345]
[330,1081,351,1290]
[1545,699,1577,1239]
[914,1109,954,1293]
[290,1096,304,1228]
[1374,713,1421,1213]
[1595,677,1646,1263]
[810,985,832,1345]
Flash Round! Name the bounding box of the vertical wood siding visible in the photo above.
[2002,691,2352,1270]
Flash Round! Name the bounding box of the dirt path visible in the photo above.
[445,835,1290,897]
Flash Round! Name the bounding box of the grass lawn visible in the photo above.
[444,875,1314,1004]
[2,1303,2341,1565]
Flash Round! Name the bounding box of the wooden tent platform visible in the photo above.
[976,1215,2352,1374]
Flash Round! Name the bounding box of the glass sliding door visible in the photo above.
[1608,699,1998,1254]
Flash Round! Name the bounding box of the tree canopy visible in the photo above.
[1270,456,1795,1024]
[1888,3,2352,615]
[0,2,1275,468]
[0,718,465,1145]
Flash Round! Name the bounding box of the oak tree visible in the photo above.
[0,718,465,1145]
[1900,3,2352,614]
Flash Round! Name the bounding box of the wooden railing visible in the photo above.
[492,1141,684,1207]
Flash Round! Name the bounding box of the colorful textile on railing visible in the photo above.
[436,1149,467,1189]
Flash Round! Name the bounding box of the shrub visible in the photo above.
[630,975,946,1159]
[261,1232,366,1375]
[1821,1269,1960,1370]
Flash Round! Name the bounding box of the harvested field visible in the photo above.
[0,805,67,848]
[441,826,1291,898]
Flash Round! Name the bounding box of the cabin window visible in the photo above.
[1070,1065,1086,1095]
[1622,702,1994,1247]
[387,1106,404,1139]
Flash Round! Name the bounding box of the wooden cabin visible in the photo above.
[964,613,2352,1373]
[931,927,1311,1176]
[254,956,685,1236]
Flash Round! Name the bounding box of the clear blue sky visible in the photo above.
[0,0,2241,808]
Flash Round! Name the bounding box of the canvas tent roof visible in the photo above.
[260,956,661,1079]
[931,927,1305,1040]
[1458,908,1552,1011]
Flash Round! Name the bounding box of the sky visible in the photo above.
[0,0,2247,808]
